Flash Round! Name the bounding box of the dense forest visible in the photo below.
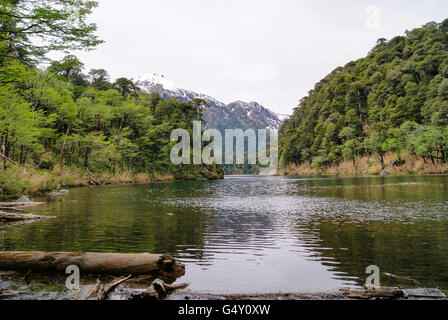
[0,0,222,200]
[280,20,448,174]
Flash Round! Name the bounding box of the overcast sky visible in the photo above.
[72,0,448,114]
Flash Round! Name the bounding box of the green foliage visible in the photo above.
[0,0,102,63]
[0,57,222,186]
[280,19,448,168]
[0,0,222,200]
[0,168,29,199]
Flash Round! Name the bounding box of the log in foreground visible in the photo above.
[0,252,185,279]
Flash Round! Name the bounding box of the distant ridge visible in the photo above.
[137,74,289,132]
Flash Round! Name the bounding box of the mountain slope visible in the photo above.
[137,74,286,132]
[279,19,448,171]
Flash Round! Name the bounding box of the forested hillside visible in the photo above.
[0,1,222,200]
[280,20,448,174]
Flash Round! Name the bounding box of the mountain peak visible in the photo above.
[136,73,288,129]
[137,73,179,91]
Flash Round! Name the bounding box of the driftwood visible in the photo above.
[346,287,403,299]
[0,207,24,212]
[97,275,132,300]
[131,278,189,300]
[0,288,25,298]
[0,202,45,208]
[0,212,55,222]
[0,252,185,278]
[88,176,102,186]
[68,276,187,300]
[82,279,102,300]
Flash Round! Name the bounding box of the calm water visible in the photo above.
[1,175,448,293]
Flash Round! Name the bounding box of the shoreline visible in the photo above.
[278,153,448,178]
[0,165,224,202]
[1,268,446,300]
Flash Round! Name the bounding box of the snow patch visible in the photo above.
[137,73,179,91]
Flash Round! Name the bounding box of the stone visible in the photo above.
[380,170,390,177]
[402,288,446,299]
[13,196,31,203]
[47,191,64,197]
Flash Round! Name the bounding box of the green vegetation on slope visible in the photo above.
[280,20,448,174]
[0,1,222,200]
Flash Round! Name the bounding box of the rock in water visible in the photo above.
[14,196,31,203]
[402,288,446,299]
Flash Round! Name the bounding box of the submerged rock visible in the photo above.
[13,196,31,203]
[47,191,62,197]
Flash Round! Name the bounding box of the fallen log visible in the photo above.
[0,252,185,278]
[346,287,403,299]
[0,207,24,212]
[0,212,55,222]
[0,202,45,208]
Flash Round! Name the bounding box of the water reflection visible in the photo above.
[1,175,448,292]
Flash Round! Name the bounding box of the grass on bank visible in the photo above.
[0,165,174,201]
[279,152,448,177]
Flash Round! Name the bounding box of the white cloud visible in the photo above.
[72,0,448,114]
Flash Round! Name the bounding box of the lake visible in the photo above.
[1,175,448,293]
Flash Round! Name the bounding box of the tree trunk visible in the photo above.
[0,252,185,278]
[139,145,143,170]
[1,134,6,170]
[84,148,91,169]
[60,127,71,167]
[379,152,384,167]
[0,212,55,222]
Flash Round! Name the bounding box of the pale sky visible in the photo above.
[71,0,448,114]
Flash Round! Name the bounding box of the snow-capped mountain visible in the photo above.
[137,74,288,131]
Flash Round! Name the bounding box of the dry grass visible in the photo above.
[1,164,177,200]
[106,171,134,184]
[279,152,448,177]
[153,172,174,182]
[134,172,152,183]
[90,171,173,185]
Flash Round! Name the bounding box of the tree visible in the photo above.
[365,130,387,167]
[0,0,102,64]
[279,19,448,170]
[113,77,138,99]
[339,127,360,166]
[89,68,111,91]
[48,55,88,89]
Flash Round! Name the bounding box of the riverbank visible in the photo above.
[279,152,448,177]
[0,166,175,201]
[0,164,224,201]
[1,269,446,300]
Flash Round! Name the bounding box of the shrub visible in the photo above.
[0,169,30,200]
